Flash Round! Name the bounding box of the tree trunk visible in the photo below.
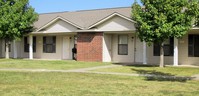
[5,40,9,59]
[159,42,164,68]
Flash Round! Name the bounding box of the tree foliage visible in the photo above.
[0,0,38,58]
[196,10,199,26]
[132,0,198,43]
[132,0,198,67]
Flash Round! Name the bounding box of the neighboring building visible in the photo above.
[0,7,198,66]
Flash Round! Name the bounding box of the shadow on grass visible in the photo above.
[113,63,159,67]
[126,64,159,67]
[131,68,194,82]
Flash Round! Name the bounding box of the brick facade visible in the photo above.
[77,32,103,62]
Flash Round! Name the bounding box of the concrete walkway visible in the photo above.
[0,65,121,73]
[66,65,121,72]
[192,74,199,80]
[0,65,198,80]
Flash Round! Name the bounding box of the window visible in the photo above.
[153,38,174,56]
[24,36,36,52]
[188,35,199,57]
[43,36,56,53]
[118,35,128,55]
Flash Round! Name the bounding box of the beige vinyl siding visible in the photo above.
[97,16,136,31]
[178,30,199,65]
[46,20,77,32]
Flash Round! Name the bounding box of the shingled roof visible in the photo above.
[34,7,132,30]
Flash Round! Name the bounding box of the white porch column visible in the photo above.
[13,40,17,58]
[143,42,147,64]
[174,38,178,66]
[29,35,33,59]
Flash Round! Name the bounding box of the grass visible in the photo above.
[0,59,198,77]
[92,65,199,76]
[0,59,110,70]
[0,59,198,95]
[0,72,198,96]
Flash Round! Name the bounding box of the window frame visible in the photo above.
[118,35,128,55]
[43,36,56,53]
[188,34,199,57]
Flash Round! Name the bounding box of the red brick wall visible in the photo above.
[77,32,103,62]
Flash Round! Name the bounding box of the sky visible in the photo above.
[29,0,141,14]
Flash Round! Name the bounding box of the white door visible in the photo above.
[62,36,70,59]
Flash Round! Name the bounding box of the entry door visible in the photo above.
[62,36,70,59]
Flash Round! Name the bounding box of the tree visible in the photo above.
[0,0,38,59]
[196,12,199,26]
[132,0,199,67]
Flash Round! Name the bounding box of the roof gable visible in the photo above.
[36,16,83,32]
[95,14,136,31]
[45,19,79,32]
[88,12,136,29]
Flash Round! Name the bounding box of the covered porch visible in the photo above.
[27,16,80,60]
[27,32,76,60]
[146,28,199,66]
[102,31,147,64]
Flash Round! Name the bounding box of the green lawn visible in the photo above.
[92,65,199,76]
[0,72,198,96]
[0,59,110,70]
[0,59,198,77]
[0,59,198,95]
